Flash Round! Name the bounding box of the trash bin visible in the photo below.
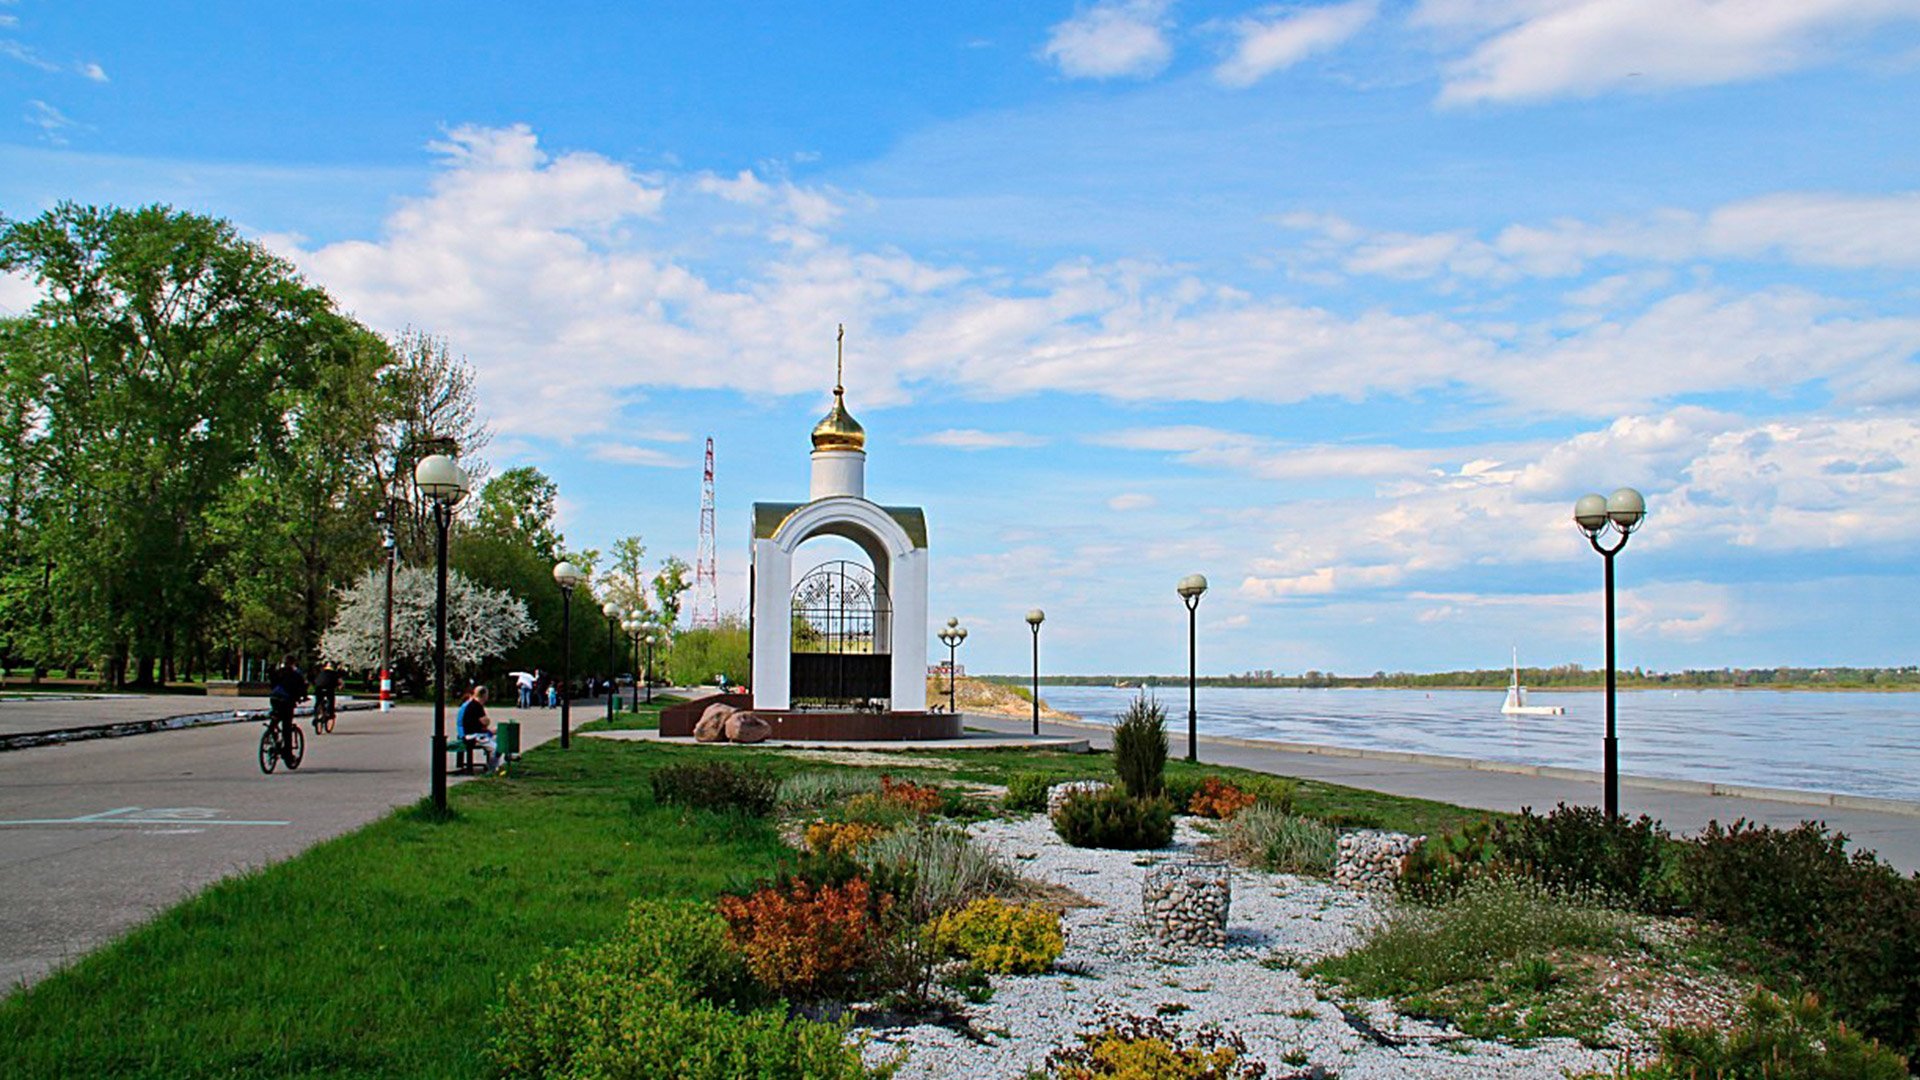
[496,719,522,761]
[613,695,623,713]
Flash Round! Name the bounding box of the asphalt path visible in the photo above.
[0,699,576,995]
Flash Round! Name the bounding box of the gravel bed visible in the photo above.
[860,813,1619,1079]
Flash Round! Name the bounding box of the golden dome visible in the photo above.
[811,388,865,452]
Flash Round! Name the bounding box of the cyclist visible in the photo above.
[311,660,340,733]
[267,654,307,759]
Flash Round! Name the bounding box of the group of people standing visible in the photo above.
[513,670,561,710]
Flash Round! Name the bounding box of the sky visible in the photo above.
[3,0,1919,676]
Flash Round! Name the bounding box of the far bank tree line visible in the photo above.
[993,665,1920,691]
[0,202,749,692]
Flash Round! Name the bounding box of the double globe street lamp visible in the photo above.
[641,627,662,704]
[602,601,623,720]
[553,561,584,750]
[622,615,643,706]
[1573,487,1647,821]
[937,618,967,715]
[1177,574,1208,763]
[1025,609,1045,735]
[414,452,470,814]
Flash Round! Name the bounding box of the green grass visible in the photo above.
[0,735,1505,1078]
[573,693,682,732]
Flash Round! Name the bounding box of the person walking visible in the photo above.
[515,670,535,710]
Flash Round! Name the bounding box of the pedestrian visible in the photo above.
[455,685,502,774]
[546,681,559,709]
[516,670,534,710]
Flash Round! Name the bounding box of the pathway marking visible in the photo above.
[0,806,289,828]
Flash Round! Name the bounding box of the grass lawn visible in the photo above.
[0,732,1495,1078]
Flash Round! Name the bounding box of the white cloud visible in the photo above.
[0,39,57,73]
[909,428,1049,450]
[23,99,74,144]
[1215,1,1378,87]
[1415,0,1920,105]
[1108,492,1157,510]
[589,443,685,468]
[1043,0,1175,79]
[77,61,106,82]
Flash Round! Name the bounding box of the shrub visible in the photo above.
[879,775,944,815]
[927,897,1066,974]
[1111,694,1169,798]
[1043,1012,1269,1079]
[805,820,887,858]
[1397,817,1505,901]
[777,770,882,810]
[1501,803,1680,914]
[1187,778,1257,820]
[1054,788,1175,850]
[1216,805,1336,875]
[1682,819,1920,1059]
[1004,771,1059,812]
[490,900,872,1078]
[651,761,778,816]
[1609,991,1910,1080]
[716,877,892,996]
[857,823,1024,922]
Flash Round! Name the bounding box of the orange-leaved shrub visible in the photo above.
[879,775,944,815]
[1187,778,1257,820]
[717,877,892,996]
[804,820,886,857]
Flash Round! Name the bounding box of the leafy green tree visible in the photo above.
[597,535,649,617]
[474,466,562,561]
[665,615,751,687]
[0,203,341,685]
[651,556,691,628]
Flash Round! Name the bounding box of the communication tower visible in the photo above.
[695,436,719,626]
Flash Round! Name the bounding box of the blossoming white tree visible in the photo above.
[321,565,534,676]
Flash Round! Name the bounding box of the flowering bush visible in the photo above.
[1187,778,1257,820]
[716,877,892,996]
[804,820,886,858]
[928,897,1065,974]
[1044,1012,1268,1079]
[880,775,944,814]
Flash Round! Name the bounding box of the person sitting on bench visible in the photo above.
[455,685,502,774]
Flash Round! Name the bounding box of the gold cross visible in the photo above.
[835,323,845,393]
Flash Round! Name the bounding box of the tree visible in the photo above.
[665,614,751,687]
[473,466,562,560]
[0,203,341,685]
[321,564,533,681]
[651,556,691,628]
[596,535,649,616]
[373,329,491,567]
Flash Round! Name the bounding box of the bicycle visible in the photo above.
[259,707,305,774]
[312,691,337,735]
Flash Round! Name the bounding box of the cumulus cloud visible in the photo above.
[1215,0,1378,86]
[1108,492,1157,510]
[1043,0,1175,79]
[1415,0,1920,105]
[589,443,685,468]
[23,98,74,144]
[909,429,1049,450]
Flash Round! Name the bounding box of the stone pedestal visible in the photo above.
[1142,860,1231,947]
[1333,830,1423,891]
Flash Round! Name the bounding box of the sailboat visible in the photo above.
[1502,647,1564,716]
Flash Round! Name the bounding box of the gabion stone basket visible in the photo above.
[1142,859,1231,947]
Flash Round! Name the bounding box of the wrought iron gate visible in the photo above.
[790,560,892,707]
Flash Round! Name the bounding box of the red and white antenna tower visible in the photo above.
[695,436,719,627]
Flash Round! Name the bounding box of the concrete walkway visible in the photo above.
[966,711,1920,873]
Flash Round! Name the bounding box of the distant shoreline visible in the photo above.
[984,679,1920,694]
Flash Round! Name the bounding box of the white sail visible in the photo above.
[1502,645,1564,716]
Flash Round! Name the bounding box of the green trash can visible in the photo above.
[613,694,623,713]
[496,719,522,761]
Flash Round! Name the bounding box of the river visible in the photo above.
[1037,685,1920,803]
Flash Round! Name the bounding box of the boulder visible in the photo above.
[726,712,773,744]
[694,702,736,743]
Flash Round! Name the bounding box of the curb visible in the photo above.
[0,701,381,753]
[978,712,1920,819]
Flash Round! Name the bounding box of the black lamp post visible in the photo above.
[643,629,661,704]
[602,600,621,720]
[377,507,396,713]
[553,561,583,749]
[1177,574,1208,763]
[414,452,470,813]
[1573,487,1647,821]
[1025,609,1045,735]
[938,617,966,714]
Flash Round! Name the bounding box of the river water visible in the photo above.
[1038,685,1920,803]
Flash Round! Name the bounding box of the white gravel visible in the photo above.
[859,813,1620,1079]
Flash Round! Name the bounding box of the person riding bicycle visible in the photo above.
[311,660,340,733]
[268,654,307,750]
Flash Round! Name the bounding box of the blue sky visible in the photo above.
[4,0,1919,675]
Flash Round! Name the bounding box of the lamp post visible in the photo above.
[1177,574,1208,763]
[1573,487,1647,821]
[414,452,470,813]
[938,618,966,715]
[553,561,583,749]
[623,616,642,707]
[603,600,621,720]
[643,628,661,704]
[377,507,396,712]
[1025,609,1045,735]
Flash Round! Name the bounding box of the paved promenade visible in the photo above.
[0,693,260,740]
[0,699,576,994]
[968,711,1920,873]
